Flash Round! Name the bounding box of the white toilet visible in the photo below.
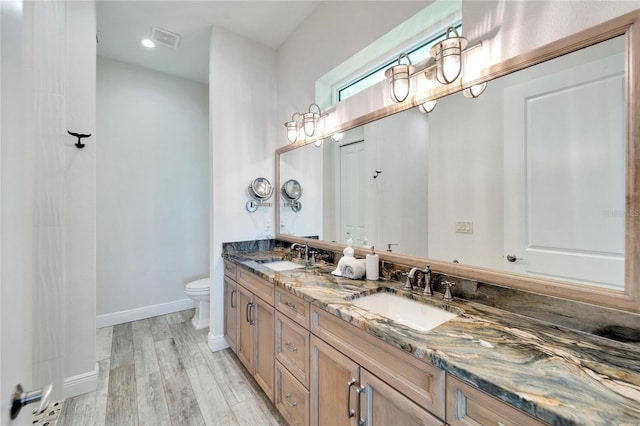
[184,277,210,330]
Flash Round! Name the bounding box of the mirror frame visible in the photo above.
[276,10,640,314]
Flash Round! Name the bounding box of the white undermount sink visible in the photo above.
[353,293,458,332]
[261,260,305,272]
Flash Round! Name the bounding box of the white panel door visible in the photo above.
[504,48,625,289]
[340,142,366,244]
[1,1,34,424]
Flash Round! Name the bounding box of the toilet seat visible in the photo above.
[186,278,210,293]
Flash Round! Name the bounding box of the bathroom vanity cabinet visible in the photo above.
[223,261,275,402]
[223,261,550,425]
[274,289,311,426]
[223,276,238,351]
[310,306,444,426]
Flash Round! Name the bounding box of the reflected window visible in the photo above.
[337,24,462,102]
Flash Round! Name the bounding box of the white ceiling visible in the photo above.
[96,1,320,84]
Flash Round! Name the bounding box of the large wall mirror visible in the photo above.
[276,10,640,314]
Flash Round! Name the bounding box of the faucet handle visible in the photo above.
[441,281,456,301]
[309,250,318,265]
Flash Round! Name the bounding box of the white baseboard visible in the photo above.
[96,298,195,328]
[208,331,230,352]
[63,362,98,399]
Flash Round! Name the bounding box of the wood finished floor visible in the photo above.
[57,309,286,426]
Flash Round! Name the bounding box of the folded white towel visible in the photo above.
[331,257,347,276]
[341,258,367,280]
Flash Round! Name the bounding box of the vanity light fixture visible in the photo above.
[284,113,301,143]
[430,27,468,84]
[463,82,487,98]
[385,53,415,103]
[302,103,321,137]
[418,100,437,113]
[331,132,344,142]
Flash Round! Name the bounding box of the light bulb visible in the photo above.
[419,100,437,113]
[463,82,487,98]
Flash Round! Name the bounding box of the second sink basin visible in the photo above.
[353,293,458,332]
[261,260,305,272]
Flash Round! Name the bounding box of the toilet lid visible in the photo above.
[186,278,210,291]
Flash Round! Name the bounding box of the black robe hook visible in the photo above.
[67,130,91,149]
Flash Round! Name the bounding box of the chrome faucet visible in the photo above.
[291,243,309,266]
[404,265,432,294]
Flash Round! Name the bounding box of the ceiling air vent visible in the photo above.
[151,26,181,49]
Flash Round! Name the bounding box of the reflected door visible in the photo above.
[504,47,625,289]
[340,142,365,244]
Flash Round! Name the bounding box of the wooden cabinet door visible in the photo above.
[360,369,444,426]
[223,277,238,352]
[237,285,255,373]
[254,296,275,402]
[310,336,359,426]
[446,375,546,426]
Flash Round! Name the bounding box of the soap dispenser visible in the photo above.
[366,246,379,281]
[343,236,355,258]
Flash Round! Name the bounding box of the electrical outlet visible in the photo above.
[455,220,473,234]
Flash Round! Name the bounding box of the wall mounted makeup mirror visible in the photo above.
[281,179,303,212]
[275,10,640,314]
[246,177,273,212]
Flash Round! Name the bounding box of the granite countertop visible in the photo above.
[223,250,640,426]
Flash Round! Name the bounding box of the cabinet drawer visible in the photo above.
[224,261,237,281]
[276,312,310,388]
[311,306,445,419]
[276,289,310,328]
[446,375,547,426]
[238,268,274,305]
[276,360,309,426]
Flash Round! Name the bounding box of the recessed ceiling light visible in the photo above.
[141,38,155,48]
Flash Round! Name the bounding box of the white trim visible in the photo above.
[63,362,98,398]
[207,331,230,352]
[96,298,195,328]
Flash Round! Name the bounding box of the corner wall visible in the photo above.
[63,0,97,398]
[208,26,277,350]
[96,57,209,326]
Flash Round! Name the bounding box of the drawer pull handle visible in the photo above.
[284,393,297,407]
[356,385,366,426]
[285,341,298,352]
[230,290,237,308]
[247,303,256,325]
[346,379,357,418]
[356,386,367,426]
[284,301,298,311]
